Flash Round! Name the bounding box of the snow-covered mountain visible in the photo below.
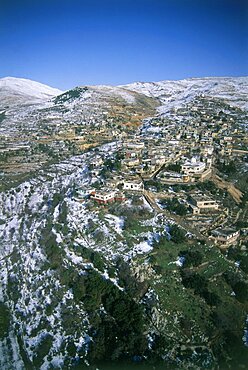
[0,77,62,108]
[1,75,247,114]
[0,81,158,141]
[120,76,248,113]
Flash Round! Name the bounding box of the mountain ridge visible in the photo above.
[0,76,62,96]
[1,75,247,112]
[120,76,248,112]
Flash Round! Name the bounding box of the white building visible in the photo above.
[181,158,206,175]
[91,190,116,204]
[123,179,144,191]
[122,158,140,167]
[126,142,145,150]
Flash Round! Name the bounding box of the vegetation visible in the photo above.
[147,234,248,368]
[0,303,10,339]
[100,154,123,177]
[196,180,225,196]
[169,224,186,243]
[160,197,187,215]
[0,111,6,123]
[54,87,88,104]
[68,269,147,363]
[216,159,237,175]
[165,163,181,172]
[179,249,203,267]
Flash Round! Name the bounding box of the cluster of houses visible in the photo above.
[69,95,247,249]
[158,157,212,184]
[75,147,241,248]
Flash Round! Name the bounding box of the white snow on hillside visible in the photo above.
[120,77,248,111]
[0,77,62,100]
[89,85,136,104]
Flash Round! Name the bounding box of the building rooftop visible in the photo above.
[190,194,215,202]
[93,189,116,196]
[183,159,205,168]
[212,228,238,237]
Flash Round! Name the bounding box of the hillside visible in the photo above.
[0,77,62,109]
[0,76,247,369]
[0,79,158,182]
[120,76,248,113]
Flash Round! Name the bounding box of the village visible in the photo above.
[0,92,248,250]
[70,95,248,250]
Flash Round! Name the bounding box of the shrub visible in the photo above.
[0,303,10,339]
[170,224,186,243]
[179,250,203,267]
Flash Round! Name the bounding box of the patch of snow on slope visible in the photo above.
[133,241,153,254]
[105,214,124,234]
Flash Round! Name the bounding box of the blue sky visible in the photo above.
[0,0,247,89]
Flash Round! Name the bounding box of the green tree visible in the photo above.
[170,224,186,244]
[179,250,203,267]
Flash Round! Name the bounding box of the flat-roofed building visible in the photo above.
[122,158,140,167]
[126,141,145,150]
[123,179,144,191]
[189,194,219,214]
[91,190,116,204]
[211,228,240,246]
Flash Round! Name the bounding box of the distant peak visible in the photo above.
[0,76,62,99]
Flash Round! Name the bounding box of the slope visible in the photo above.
[120,77,248,113]
[0,77,62,109]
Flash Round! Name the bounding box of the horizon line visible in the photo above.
[0,74,247,91]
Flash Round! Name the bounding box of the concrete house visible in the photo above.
[211,228,240,246]
[189,194,219,214]
[123,179,144,191]
[91,190,116,204]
